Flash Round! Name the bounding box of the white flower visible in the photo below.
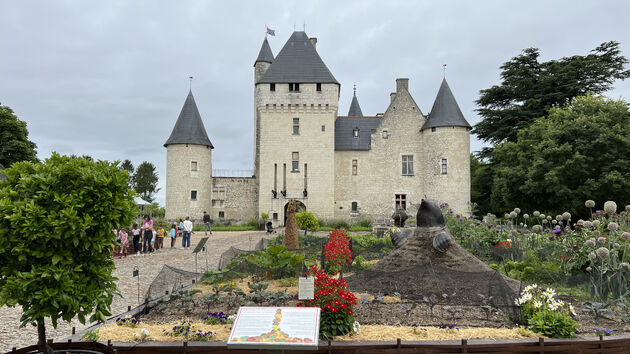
[352,320,361,334]
[548,302,559,311]
[523,293,533,302]
[556,300,564,307]
[228,314,237,321]
[544,288,556,298]
[514,298,522,306]
[534,301,542,308]
[569,304,576,316]
[604,201,617,214]
[533,211,540,217]
[141,328,150,336]
[134,333,139,339]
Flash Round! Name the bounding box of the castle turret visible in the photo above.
[421,78,471,213]
[347,86,363,116]
[254,31,340,224]
[164,90,213,220]
[254,37,275,181]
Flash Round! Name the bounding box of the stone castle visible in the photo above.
[164,31,471,224]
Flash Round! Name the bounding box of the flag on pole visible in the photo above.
[266,26,275,36]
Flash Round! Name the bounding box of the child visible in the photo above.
[119,228,129,258]
[113,229,119,257]
[156,225,165,250]
[170,223,177,248]
[131,223,141,256]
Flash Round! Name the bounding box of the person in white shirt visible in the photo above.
[182,216,193,248]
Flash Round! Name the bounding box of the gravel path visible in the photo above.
[0,230,274,352]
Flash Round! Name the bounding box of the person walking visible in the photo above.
[141,215,154,254]
[119,228,129,258]
[156,224,165,250]
[202,211,212,235]
[182,216,193,248]
[170,223,177,248]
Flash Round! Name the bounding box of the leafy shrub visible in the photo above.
[358,219,372,228]
[515,285,578,338]
[297,265,357,338]
[528,310,577,338]
[352,255,372,270]
[81,329,99,341]
[296,211,319,235]
[324,230,353,274]
[246,245,304,279]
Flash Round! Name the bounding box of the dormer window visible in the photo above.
[289,83,300,92]
[353,127,360,138]
[270,83,276,91]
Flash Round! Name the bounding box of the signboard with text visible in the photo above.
[227,307,320,350]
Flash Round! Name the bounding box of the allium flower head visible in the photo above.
[585,239,596,247]
[562,212,571,220]
[546,216,552,221]
[626,205,630,212]
[523,214,529,219]
[588,252,597,260]
[586,266,593,272]
[621,262,630,270]
[584,221,592,228]
[622,232,630,241]
[533,211,540,217]
[614,243,621,249]
[543,219,548,224]
[592,220,601,228]
[532,225,543,233]
[539,213,545,219]
[598,236,606,244]
[604,201,617,215]
[607,222,619,231]
[577,219,584,227]
[585,200,596,208]
[552,220,557,225]
[596,247,610,258]
[509,211,517,219]
[555,215,563,222]
[504,213,511,219]
[514,208,521,214]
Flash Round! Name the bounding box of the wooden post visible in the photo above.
[397,338,401,354]
[599,334,604,352]
[107,339,112,347]
[67,339,71,343]
[538,337,544,354]
[461,339,468,353]
[327,339,332,354]
[183,341,188,354]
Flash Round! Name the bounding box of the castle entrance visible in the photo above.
[284,200,306,225]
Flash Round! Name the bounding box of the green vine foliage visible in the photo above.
[0,153,136,331]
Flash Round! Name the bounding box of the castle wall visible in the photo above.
[210,177,258,222]
[334,79,426,224]
[165,144,212,221]
[255,82,338,225]
[422,126,471,214]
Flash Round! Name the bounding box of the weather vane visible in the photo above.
[442,64,447,78]
[189,76,193,90]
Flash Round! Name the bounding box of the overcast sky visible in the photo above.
[2,1,630,205]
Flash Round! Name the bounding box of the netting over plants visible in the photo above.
[145,265,200,301]
[345,263,522,321]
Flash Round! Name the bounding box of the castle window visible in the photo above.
[382,130,389,139]
[219,211,225,219]
[316,83,322,92]
[273,212,278,221]
[402,155,414,176]
[321,125,325,132]
[353,127,360,138]
[190,190,197,201]
[395,194,407,210]
[289,83,300,92]
[270,83,276,91]
[190,161,198,171]
[351,202,358,212]
[293,118,299,134]
[352,159,358,175]
[292,152,299,172]
[431,127,436,132]
[441,158,448,174]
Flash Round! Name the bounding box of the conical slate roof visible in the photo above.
[347,87,363,116]
[254,37,274,65]
[422,78,471,130]
[164,91,214,148]
[258,31,339,84]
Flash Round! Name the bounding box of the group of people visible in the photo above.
[111,214,201,258]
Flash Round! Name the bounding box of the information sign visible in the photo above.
[227,307,320,350]
[298,277,314,300]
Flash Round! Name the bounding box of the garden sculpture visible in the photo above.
[392,208,408,227]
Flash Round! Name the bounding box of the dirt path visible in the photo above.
[0,230,273,352]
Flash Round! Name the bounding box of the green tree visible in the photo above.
[474,42,630,150]
[296,211,319,235]
[132,161,159,203]
[0,153,136,353]
[470,154,494,215]
[490,95,630,215]
[120,159,134,186]
[0,103,38,167]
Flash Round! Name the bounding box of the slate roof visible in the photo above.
[254,37,274,65]
[348,89,363,116]
[335,117,381,150]
[258,31,339,84]
[164,91,214,148]
[422,78,471,130]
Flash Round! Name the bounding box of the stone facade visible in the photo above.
[165,32,471,225]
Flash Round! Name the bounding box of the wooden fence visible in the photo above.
[9,336,630,354]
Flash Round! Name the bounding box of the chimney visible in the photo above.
[309,37,317,49]
[390,92,397,103]
[396,78,409,92]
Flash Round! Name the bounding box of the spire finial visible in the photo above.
[189,76,193,91]
[442,64,447,78]
[353,83,357,96]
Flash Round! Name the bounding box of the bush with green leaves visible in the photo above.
[0,153,136,352]
[296,211,319,235]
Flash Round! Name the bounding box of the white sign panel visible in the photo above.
[298,277,315,300]
[227,307,320,350]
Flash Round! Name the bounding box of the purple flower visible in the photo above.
[553,229,562,234]
[459,218,463,221]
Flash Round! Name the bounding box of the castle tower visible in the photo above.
[254,37,274,180]
[255,31,339,224]
[164,90,214,220]
[421,78,471,213]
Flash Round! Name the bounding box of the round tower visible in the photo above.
[421,78,471,214]
[164,90,214,221]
